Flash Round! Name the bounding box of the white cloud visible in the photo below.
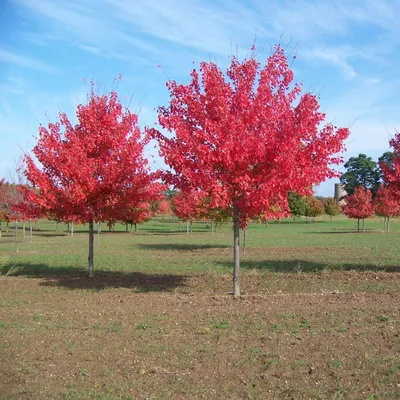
[0,49,56,73]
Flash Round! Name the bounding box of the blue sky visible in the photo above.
[1,0,399,196]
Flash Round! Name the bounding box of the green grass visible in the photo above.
[1,215,400,279]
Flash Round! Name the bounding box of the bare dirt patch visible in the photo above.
[0,273,399,399]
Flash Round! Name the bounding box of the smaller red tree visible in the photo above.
[374,185,400,232]
[157,198,173,216]
[171,189,206,234]
[24,81,161,277]
[342,186,374,232]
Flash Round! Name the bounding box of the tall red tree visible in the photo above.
[374,185,400,232]
[24,82,161,277]
[152,45,349,295]
[380,131,400,199]
[342,186,374,232]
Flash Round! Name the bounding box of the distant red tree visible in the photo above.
[380,131,400,196]
[24,81,161,276]
[374,185,400,232]
[157,198,173,216]
[342,186,374,232]
[172,189,206,234]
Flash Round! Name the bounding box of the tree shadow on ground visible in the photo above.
[217,259,400,273]
[31,232,69,237]
[136,243,231,251]
[0,263,189,292]
[305,230,379,235]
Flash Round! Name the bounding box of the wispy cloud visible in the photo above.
[0,49,56,73]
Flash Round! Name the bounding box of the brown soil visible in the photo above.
[0,273,399,399]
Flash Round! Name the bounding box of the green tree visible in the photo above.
[324,197,340,221]
[340,154,380,196]
[378,151,395,181]
[288,192,305,222]
[304,196,324,222]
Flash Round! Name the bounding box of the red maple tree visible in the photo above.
[24,82,161,277]
[342,186,374,232]
[374,185,400,232]
[380,131,400,209]
[172,189,206,234]
[152,45,349,295]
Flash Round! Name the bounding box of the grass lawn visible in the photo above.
[0,216,399,399]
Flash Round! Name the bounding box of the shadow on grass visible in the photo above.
[305,230,378,235]
[136,243,231,251]
[33,232,70,237]
[217,259,400,273]
[0,263,189,292]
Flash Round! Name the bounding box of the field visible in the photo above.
[0,216,399,399]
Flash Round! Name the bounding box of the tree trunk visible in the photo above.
[362,218,365,233]
[22,222,26,237]
[190,221,193,233]
[357,218,360,232]
[179,221,182,232]
[233,199,240,297]
[211,221,214,235]
[56,221,58,231]
[293,216,296,223]
[15,221,18,253]
[97,222,100,244]
[243,228,247,255]
[30,221,33,243]
[186,220,189,235]
[71,222,74,237]
[0,221,2,237]
[134,223,137,234]
[88,219,94,278]
[126,222,128,233]
[387,217,390,232]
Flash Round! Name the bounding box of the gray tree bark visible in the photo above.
[88,220,94,278]
[15,221,18,253]
[233,199,240,297]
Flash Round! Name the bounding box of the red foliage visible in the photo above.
[157,198,172,215]
[152,44,349,227]
[171,189,206,221]
[24,83,160,225]
[342,186,374,220]
[374,185,400,217]
[381,131,400,197]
